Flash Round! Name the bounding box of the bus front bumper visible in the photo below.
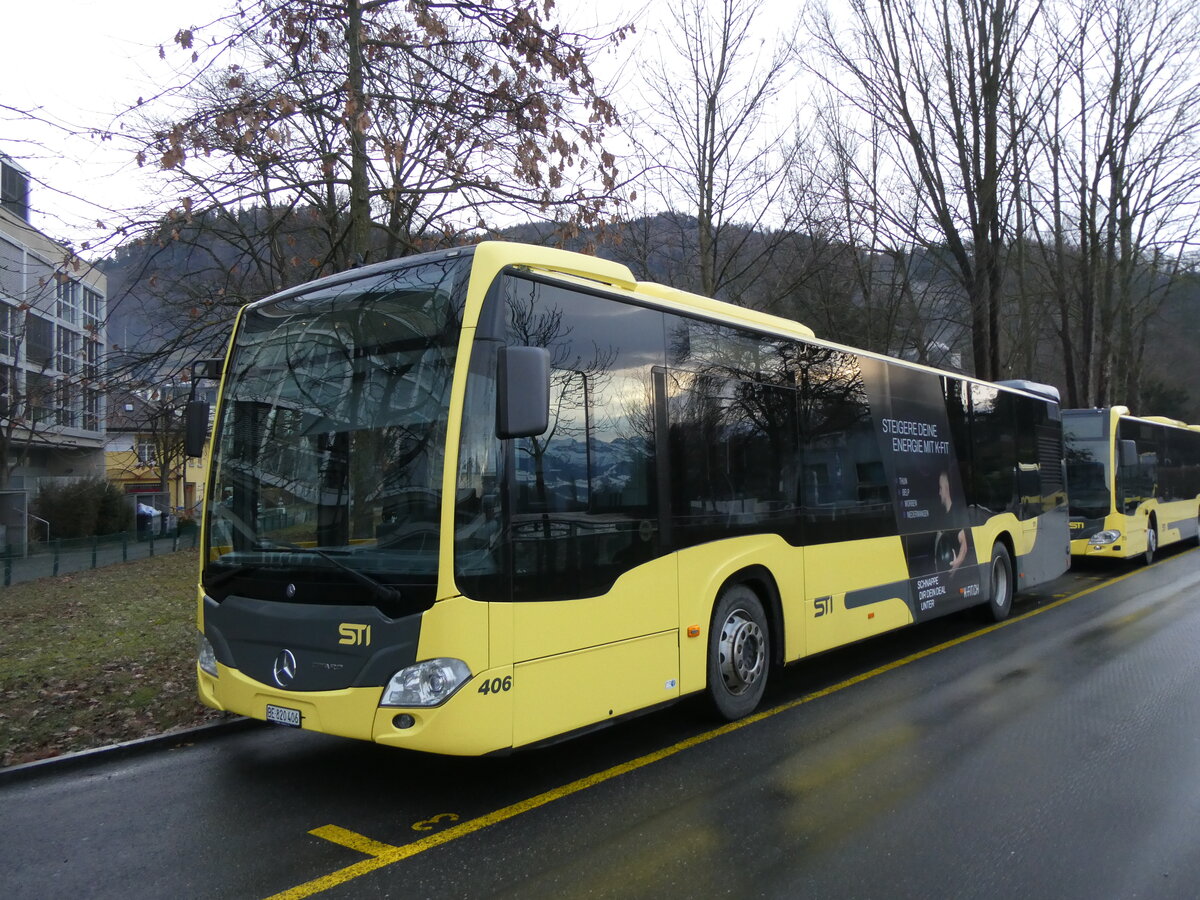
[198,661,514,756]
[1070,532,1143,559]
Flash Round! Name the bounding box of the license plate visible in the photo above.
[265,704,302,727]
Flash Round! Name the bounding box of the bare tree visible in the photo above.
[110,0,632,378]
[1024,0,1200,407]
[630,0,802,301]
[809,0,1044,380]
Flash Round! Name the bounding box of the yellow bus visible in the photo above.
[189,241,1069,755]
[1064,407,1200,564]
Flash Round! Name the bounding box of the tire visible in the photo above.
[707,584,770,721]
[985,542,1014,622]
[1143,516,1157,566]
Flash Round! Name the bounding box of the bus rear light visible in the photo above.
[197,631,218,677]
[380,658,471,707]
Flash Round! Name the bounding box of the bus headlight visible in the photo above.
[1088,530,1121,546]
[380,658,471,707]
[197,631,218,676]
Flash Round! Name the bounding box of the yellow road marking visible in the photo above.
[267,565,1152,900]
[308,825,398,857]
[412,812,460,831]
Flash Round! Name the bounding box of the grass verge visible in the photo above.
[0,549,226,767]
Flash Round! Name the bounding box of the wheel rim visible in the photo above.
[718,608,765,696]
[992,556,1009,609]
[1149,526,1157,554]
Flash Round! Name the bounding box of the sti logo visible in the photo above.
[338,623,372,646]
[1069,521,1085,530]
[814,596,834,618]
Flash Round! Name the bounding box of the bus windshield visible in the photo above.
[1063,411,1111,518]
[204,256,469,595]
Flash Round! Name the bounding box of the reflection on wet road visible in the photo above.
[3,547,1199,899]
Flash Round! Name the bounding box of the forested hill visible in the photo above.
[99,211,1200,422]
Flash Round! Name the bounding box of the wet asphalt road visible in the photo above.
[4,545,1200,899]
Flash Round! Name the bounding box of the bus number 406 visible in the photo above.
[478,676,513,695]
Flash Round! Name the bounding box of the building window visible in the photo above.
[84,389,101,431]
[1,162,29,222]
[26,371,54,424]
[26,313,53,368]
[57,379,78,428]
[0,303,13,357]
[0,364,14,417]
[56,326,79,374]
[83,338,101,380]
[82,287,102,333]
[137,439,157,466]
[56,276,79,324]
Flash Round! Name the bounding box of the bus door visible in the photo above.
[504,310,679,748]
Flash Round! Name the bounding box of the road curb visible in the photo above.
[0,716,262,785]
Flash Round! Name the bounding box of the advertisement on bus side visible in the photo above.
[860,359,982,620]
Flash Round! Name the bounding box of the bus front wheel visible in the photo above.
[707,584,770,721]
[985,543,1014,622]
[1144,516,1157,566]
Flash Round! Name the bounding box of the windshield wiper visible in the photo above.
[202,563,258,594]
[256,540,404,605]
[203,506,403,604]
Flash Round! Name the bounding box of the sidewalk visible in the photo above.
[1,530,199,587]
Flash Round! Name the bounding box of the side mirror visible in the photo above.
[1118,439,1138,468]
[192,358,224,381]
[496,346,550,439]
[185,400,210,458]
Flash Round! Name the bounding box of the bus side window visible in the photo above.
[969,385,1017,518]
[503,277,665,602]
[796,347,892,543]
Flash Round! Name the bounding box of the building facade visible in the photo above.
[1,153,107,548]
[104,385,207,522]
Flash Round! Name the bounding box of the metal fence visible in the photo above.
[0,529,200,587]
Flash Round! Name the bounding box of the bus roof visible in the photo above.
[244,240,1061,404]
[1066,406,1200,432]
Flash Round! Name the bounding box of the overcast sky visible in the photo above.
[0,1,787,251]
[0,1,659,249]
[1,1,232,245]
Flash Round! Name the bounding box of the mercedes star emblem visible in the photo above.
[285,583,297,598]
[273,649,298,688]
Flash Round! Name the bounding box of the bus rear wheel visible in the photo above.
[707,584,770,721]
[1144,516,1158,566]
[985,542,1014,622]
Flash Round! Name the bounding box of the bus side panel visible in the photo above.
[1160,497,1200,547]
[414,594,491,675]
[674,535,807,695]
[803,536,914,656]
[506,555,679,745]
[512,630,679,748]
[510,555,679,663]
[1012,506,1070,588]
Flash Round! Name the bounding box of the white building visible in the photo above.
[1,152,107,548]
